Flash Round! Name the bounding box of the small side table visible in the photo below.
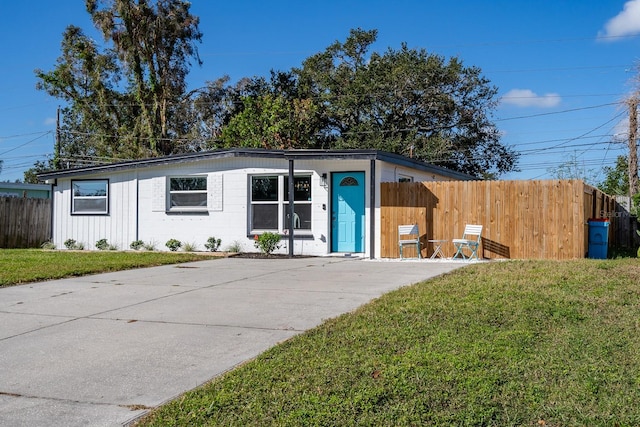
[428,239,448,259]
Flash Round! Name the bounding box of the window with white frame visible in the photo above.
[398,174,414,183]
[250,175,312,233]
[72,180,109,214]
[168,176,207,211]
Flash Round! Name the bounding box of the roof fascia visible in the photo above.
[37,148,475,181]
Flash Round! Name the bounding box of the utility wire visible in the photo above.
[0,132,52,157]
[496,102,622,122]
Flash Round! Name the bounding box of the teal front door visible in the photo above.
[331,172,365,253]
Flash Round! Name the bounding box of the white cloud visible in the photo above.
[598,0,640,40]
[44,117,56,126]
[612,118,630,141]
[500,89,561,108]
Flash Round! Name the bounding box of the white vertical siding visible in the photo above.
[51,172,137,250]
[379,162,455,183]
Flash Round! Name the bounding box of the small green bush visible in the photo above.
[95,238,109,250]
[165,238,182,252]
[64,239,84,250]
[130,240,144,250]
[204,237,222,252]
[254,232,281,256]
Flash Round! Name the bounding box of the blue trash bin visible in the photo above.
[588,218,609,259]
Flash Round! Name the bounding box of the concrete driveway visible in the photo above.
[0,256,465,426]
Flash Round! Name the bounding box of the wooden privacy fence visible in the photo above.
[380,180,620,260]
[0,196,51,248]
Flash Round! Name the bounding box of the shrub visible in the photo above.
[226,240,243,253]
[95,238,109,250]
[41,241,56,250]
[143,241,157,251]
[183,241,199,252]
[64,239,84,250]
[130,240,144,250]
[254,232,281,256]
[204,237,222,252]
[165,238,182,252]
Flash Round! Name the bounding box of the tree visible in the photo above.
[294,28,518,177]
[35,0,202,167]
[177,76,237,152]
[597,155,640,216]
[598,155,630,196]
[36,25,130,165]
[24,159,55,184]
[546,152,597,184]
[219,72,321,149]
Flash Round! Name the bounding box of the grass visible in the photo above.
[137,258,640,427]
[0,249,215,287]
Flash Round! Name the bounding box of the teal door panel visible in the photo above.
[331,172,365,252]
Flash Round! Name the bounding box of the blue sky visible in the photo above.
[1,0,639,182]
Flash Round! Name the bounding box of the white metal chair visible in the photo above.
[452,224,483,260]
[398,224,421,259]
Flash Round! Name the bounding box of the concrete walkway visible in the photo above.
[0,256,465,426]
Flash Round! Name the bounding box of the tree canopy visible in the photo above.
[215,29,517,176]
[35,0,202,168]
[597,155,639,216]
[33,20,518,179]
[598,155,630,196]
[295,28,517,176]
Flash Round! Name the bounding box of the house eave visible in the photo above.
[37,148,476,181]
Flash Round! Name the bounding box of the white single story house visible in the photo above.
[38,148,473,258]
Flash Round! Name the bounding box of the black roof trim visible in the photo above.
[37,148,475,181]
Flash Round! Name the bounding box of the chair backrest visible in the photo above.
[398,224,419,240]
[462,224,483,240]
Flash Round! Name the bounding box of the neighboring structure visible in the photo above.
[0,182,51,199]
[38,148,472,257]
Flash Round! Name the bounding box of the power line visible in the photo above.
[496,102,623,122]
[0,131,52,141]
[0,132,53,157]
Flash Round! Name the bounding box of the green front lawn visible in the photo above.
[138,258,640,426]
[0,249,214,287]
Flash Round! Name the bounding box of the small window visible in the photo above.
[169,176,207,211]
[72,180,108,214]
[340,176,359,186]
[398,174,414,183]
